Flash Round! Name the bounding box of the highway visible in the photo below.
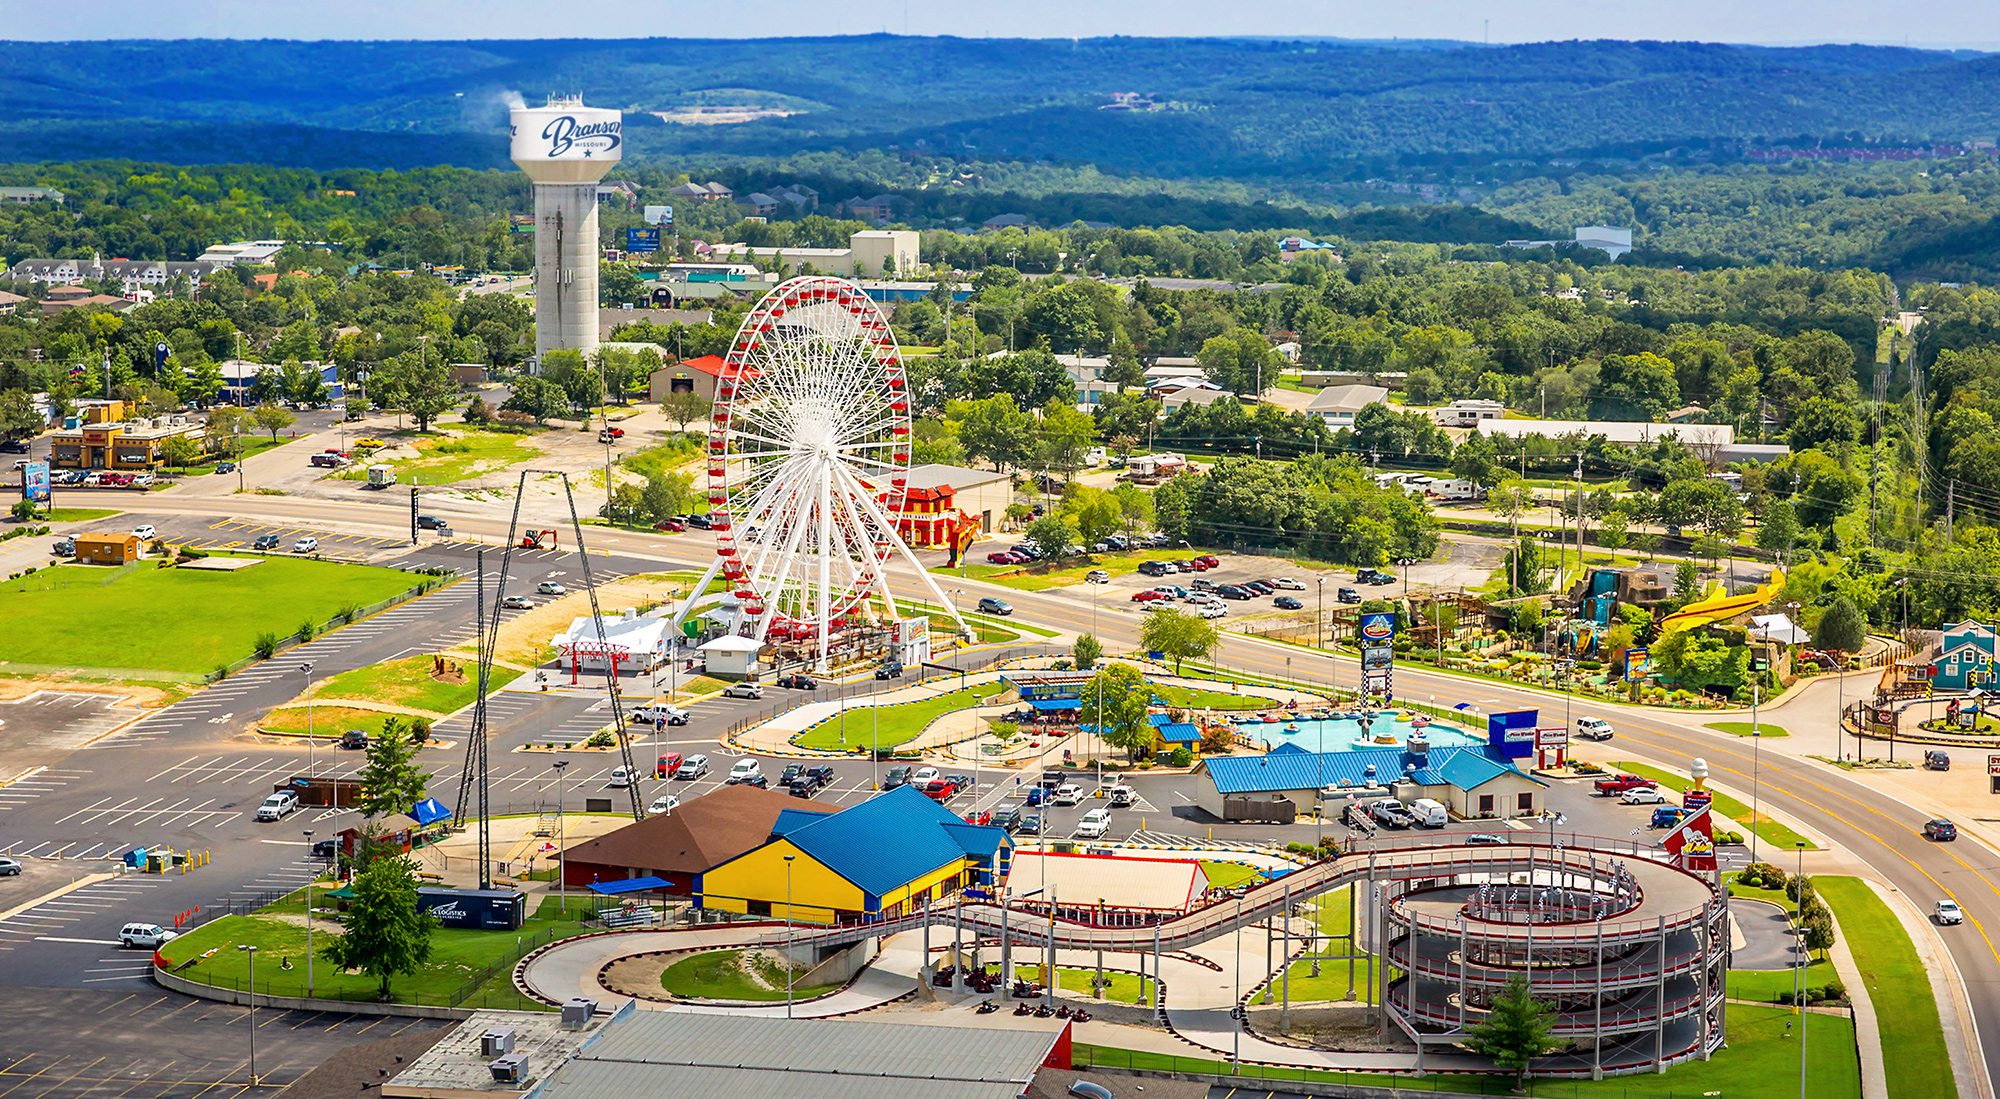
[44,485,1999,1092]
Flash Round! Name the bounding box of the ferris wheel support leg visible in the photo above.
[816,469,835,673]
[839,468,976,641]
[666,555,727,641]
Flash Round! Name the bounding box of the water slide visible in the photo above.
[1655,567,1786,637]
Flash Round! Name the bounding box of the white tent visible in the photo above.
[552,612,668,678]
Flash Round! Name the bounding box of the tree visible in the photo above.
[356,717,432,819]
[159,433,200,472]
[1464,975,1558,1085]
[0,389,40,444]
[1140,608,1220,674]
[1077,662,1154,761]
[956,394,1035,471]
[1814,595,1867,654]
[1109,483,1155,538]
[1449,433,1505,488]
[1197,327,1280,396]
[502,377,568,425]
[1025,512,1078,559]
[1035,402,1096,483]
[319,854,436,1000]
[1756,499,1801,564]
[1072,633,1103,672]
[640,471,694,524]
[462,395,493,425]
[659,391,712,432]
[250,404,295,442]
[399,354,460,432]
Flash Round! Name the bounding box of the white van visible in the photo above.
[1052,783,1084,806]
[1074,807,1113,838]
[1409,798,1450,829]
[727,758,762,784]
[255,791,299,821]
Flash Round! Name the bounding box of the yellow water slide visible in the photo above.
[1655,568,1786,637]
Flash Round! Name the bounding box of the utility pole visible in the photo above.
[1948,478,1957,545]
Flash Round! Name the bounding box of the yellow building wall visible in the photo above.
[699,838,866,924]
[877,858,974,913]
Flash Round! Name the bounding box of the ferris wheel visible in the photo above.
[683,276,970,670]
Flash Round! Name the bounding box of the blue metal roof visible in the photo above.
[1203,745,1538,795]
[1027,698,1081,711]
[770,808,826,836]
[1158,722,1202,744]
[780,786,1009,898]
[587,876,671,895]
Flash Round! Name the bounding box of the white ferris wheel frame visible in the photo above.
[669,275,971,671]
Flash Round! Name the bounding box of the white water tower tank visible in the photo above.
[510,96,623,361]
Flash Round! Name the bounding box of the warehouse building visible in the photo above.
[1194,741,1546,823]
[559,785,828,893]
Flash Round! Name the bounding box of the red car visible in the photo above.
[655,752,684,779]
[1593,774,1657,796]
[986,550,1023,564]
[1183,559,1209,571]
[923,778,960,801]
[1130,590,1169,603]
[1196,555,1220,568]
[654,518,687,532]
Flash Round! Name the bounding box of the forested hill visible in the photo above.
[1,36,1997,178]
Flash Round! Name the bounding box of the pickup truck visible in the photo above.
[1593,774,1658,797]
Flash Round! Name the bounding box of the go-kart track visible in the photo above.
[517,834,1725,1078]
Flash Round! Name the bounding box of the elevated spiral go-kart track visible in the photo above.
[518,834,1726,1078]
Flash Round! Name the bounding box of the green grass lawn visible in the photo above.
[1612,760,1817,851]
[1200,860,1261,889]
[347,427,541,485]
[1009,963,1155,1003]
[38,507,122,522]
[259,704,405,738]
[658,948,841,1002]
[158,891,591,1010]
[1707,720,1791,738]
[1154,683,1285,711]
[1818,876,1955,1099]
[793,684,1005,751]
[1075,1004,1857,1098]
[1279,885,1384,1001]
[616,433,703,481]
[1728,960,1837,1002]
[309,654,523,715]
[0,558,419,677]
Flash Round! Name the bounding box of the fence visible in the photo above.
[205,567,460,683]
[1069,1045,1760,1096]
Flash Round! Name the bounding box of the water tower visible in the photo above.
[510,96,622,362]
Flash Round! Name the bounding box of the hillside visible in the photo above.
[2,36,1997,179]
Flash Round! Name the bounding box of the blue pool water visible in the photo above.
[1233,711,1485,753]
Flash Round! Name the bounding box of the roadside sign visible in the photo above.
[1986,754,2000,777]
[21,460,50,504]
[626,227,662,253]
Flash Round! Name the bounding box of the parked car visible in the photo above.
[675,754,710,779]
[987,550,1024,564]
[1575,717,1615,741]
[253,534,281,550]
[1052,783,1084,806]
[805,764,835,789]
[722,682,764,700]
[255,791,300,821]
[1620,787,1668,805]
[1017,813,1044,836]
[874,662,904,680]
[1137,561,1170,577]
[1370,800,1416,829]
[922,778,959,801]
[1074,807,1113,839]
[1337,587,1362,604]
[1107,784,1136,807]
[913,766,941,785]
[130,473,154,488]
[1274,596,1304,610]
[1196,603,1228,619]
[789,779,820,799]
[1085,570,1111,584]
[0,856,21,876]
[1926,818,1959,841]
[339,729,369,750]
[1217,585,1253,600]
[537,580,567,595]
[654,518,688,533]
[1242,580,1276,595]
[649,794,681,814]
[781,763,809,787]
[776,673,818,690]
[1357,568,1396,585]
[51,537,73,556]
[119,923,178,949]
[131,524,157,540]
[1271,577,1305,590]
[0,439,27,454]
[884,765,912,788]
[1130,590,1170,603]
[499,594,533,610]
[292,536,319,553]
[608,766,635,788]
[995,806,1025,832]
[726,759,763,784]
[1594,774,1656,796]
[683,514,713,530]
[1938,899,1965,925]
[630,703,689,726]
[309,839,339,859]
[1650,806,1692,829]
[977,597,1014,616]
[656,752,685,779]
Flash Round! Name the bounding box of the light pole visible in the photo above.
[1232,896,1244,1073]
[302,829,315,998]
[1750,685,1763,862]
[1316,576,1328,693]
[300,661,315,777]
[1797,839,1809,1099]
[552,759,570,914]
[237,944,260,1085]
[784,854,797,1019]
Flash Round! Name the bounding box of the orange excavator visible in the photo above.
[519,529,558,550]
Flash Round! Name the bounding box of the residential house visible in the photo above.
[0,186,63,205]
[840,194,900,224]
[38,286,132,316]
[1928,621,1999,691]
[0,290,24,316]
[981,213,1032,231]
[196,240,287,268]
[740,192,780,217]
[1161,386,1235,413]
[1306,383,1389,429]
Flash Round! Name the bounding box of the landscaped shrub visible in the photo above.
[254,631,279,659]
[584,729,617,748]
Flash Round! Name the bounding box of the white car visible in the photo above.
[1052,783,1084,806]
[629,703,688,726]
[722,682,764,700]
[537,581,567,595]
[1938,899,1965,925]
[1074,807,1113,839]
[726,758,763,784]
[130,473,155,487]
[608,766,634,788]
[119,923,178,949]
[674,754,710,779]
[293,536,318,553]
[913,766,941,785]
[1085,570,1110,584]
[1196,602,1228,619]
[254,791,299,821]
[131,524,157,540]
[1621,787,1668,805]
[648,794,681,814]
[1575,717,1615,741]
[1271,577,1305,590]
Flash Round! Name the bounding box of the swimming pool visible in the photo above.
[1231,710,1485,753]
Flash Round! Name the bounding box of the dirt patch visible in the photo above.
[1248,1003,1416,1052]
[451,572,696,667]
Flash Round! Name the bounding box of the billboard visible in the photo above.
[20,461,49,505]
[1663,807,1718,873]
[1624,646,1650,679]
[508,214,536,235]
[625,227,662,253]
[644,204,675,226]
[1358,612,1397,644]
[897,614,932,668]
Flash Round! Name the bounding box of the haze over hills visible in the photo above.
[4,35,2000,177]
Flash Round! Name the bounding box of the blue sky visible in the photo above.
[9,0,2000,47]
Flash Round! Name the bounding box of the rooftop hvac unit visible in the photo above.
[488,1054,529,1083]
[480,1028,516,1057]
[560,997,597,1030]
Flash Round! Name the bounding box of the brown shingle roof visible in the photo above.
[564,784,829,878]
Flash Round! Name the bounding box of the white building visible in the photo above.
[1306,383,1389,429]
[709,230,920,278]
[196,240,288,269]
[7,254,215,292]
[1475,418,1734,448]
[1431,398,1507,427]
[698,634,765,678]
[552,612,669,677]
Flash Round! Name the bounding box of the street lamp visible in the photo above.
[1750,685,1763,862]
[237,944,260,1085]
[1796,839,1809,1099]
[784,854,797,1019]
[552,759,570,914]
[300,662,315,777]
[302,830,315,998]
